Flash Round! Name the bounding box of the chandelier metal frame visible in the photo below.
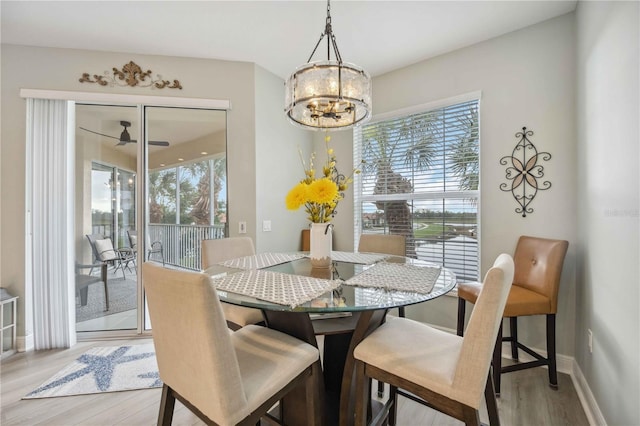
[284,0,372,131]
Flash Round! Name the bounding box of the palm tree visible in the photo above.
[361,113,442,256]
[360,102,478,256]
[448,103,479,192]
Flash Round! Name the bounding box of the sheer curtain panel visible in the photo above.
[26,98,76,349]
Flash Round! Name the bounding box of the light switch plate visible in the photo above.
[263,220,272,232]
[239,221,247,234]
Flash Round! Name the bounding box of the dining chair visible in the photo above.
[86,234,135,280]
[353,254,514,426]
[201,237,265,330]
[457,235,568,395]
[358,233,407,398]
[143,263,321,426]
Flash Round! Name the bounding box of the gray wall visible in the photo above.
[0,45,303,340]
[575,2,640,424]
[331,14,579,359]
[2,4,639,423]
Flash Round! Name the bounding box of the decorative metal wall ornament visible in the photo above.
[79,61,182,90]
[499,127,551,217]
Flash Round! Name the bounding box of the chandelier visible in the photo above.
[284,0,372,131]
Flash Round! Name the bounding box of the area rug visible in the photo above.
[23,344,161,399]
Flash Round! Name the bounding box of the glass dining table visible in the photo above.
[204,252,456,426]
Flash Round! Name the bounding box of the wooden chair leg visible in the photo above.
[461,406,481,426]
[377,380,385,398]
[158,384,176,426]
[388,385,398,426]
[457,298,466,336]
[354,361,368,426]
[485,370,500,426]
[547,314,558,389]
[493,323,503,396]
[510,317,518,360]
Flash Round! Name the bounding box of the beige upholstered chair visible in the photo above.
[143,263,321,426]
[353,254,514,426]
[201,237,265,330]
[457,236,568,395]
[358,233,407,397]
[358,234,406,258]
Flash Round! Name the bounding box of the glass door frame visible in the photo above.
[20,89,230,340]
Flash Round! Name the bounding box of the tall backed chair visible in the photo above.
[86,234,135,280]
[201,237,265,330]
[358,234,406,259]
[143,263,321,426]
[353,254,514,426]
[358,233,407,397]
[457,236,569,395]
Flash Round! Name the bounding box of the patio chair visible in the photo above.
[86,234,136,280]
[127,229,164,266]
[75,261,109,311]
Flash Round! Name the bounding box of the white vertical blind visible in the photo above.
[27,98,77,349]
[354,98,480,282]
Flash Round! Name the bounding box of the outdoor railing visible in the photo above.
[148,223,226,270]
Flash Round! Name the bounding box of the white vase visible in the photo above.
[310,222,332,269]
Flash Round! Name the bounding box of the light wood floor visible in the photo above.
[1,337,589,426]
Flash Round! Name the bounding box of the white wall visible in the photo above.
[575,2,640,424]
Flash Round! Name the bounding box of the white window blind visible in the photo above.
[354,98,479,282]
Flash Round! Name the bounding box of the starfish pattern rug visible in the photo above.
[24,344,161,399]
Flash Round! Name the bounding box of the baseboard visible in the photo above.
[17,333,34,352]
[571,361,607,426]
[427,324,603,426]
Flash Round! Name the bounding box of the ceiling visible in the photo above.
[2,1,577,80]
[4,1,577,158]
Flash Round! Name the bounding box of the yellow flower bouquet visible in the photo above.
[286,135,358,223]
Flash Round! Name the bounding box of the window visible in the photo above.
[354,97,479,282]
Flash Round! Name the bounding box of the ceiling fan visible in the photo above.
[79,121,170,147]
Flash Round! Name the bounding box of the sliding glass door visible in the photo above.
[74,103,227,335]
[143,106,227,330]
[75,104,139,332]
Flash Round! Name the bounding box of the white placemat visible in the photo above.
[212,270,340,308]
[344,262,441,294]
[323,251,389,265]
[219,252,305,270]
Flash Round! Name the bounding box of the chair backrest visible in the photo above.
[127,230,137,249]
[86,233,118,262]
[452,253,514,408]
[201,237,255,268]
[143,263,248,424]
[358,234,406,256]
[513,235,569,312]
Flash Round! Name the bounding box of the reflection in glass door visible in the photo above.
[75,104,139,333]
[143,106,227,330]
[74,103,227,334]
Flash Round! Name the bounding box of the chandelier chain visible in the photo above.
[306,0,343,64]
